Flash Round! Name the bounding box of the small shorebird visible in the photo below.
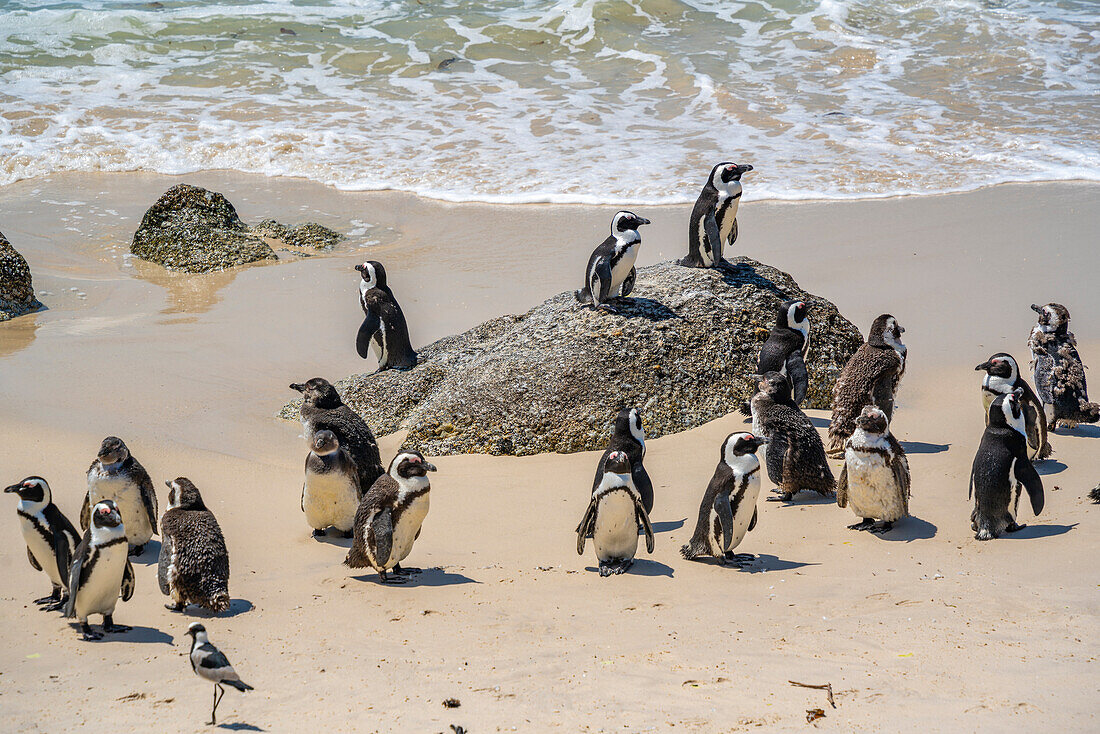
[185,622,253,725]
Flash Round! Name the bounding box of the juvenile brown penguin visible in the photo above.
[290,378,385,493]
[837,406,910,533]
[302,429,361,538]
[159,478,231,613]
[751,372,835,502]
[827,314,906,455]
[81,436,158,556]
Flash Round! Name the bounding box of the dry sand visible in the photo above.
[0,173,1097,732]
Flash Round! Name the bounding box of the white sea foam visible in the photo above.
[0,0,1097,204]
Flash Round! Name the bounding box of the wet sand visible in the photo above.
[0,173,1097,731]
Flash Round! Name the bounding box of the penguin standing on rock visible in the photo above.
[65,500,136,640]
[970,390,1044,541]
[290,378,385,493]
[756,299,811,406]
[81,436,158,556]
[5,476,81,611]
[827,314,906,455]
[302,429,361,538]
[574,210,650,314]
[976,353,1051,460]
[159,478,231,614]
[345,451,437,584]
[837,406,910,533]
[1027,303,1100,429]
[355,260,418,372]
[680,432,765,566]
[576,451,654,577]
[591,407,653,514]
[680,162,753,268]
[751,372,835,502]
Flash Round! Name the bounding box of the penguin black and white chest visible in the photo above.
[827,314,906,454]
[591,407,654,514]
[301,429,361,537]
[345,451,437,584]
[5,476,81,610]
[970,391,1044,541]
[159,478,231,613]
[680,162,753,268]
[574,210,650,313]
[751,372,835,502]
[81,436,158,556]
[756,299,811,405]
[576,451,655,576]
[976,352,1051,460]
[354,260,418,372]
[65,499,136,640]
[1027,303,1099,429]
[837,406,910,533]
[290,378,385,493]
[681,432,765,566]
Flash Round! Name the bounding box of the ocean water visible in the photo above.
[0,0,1098,203]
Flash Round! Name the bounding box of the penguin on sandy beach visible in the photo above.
[837,405,911,533]
[827,314,907,455]
[574,210,650,313]
[159,478,231,614]
[290,378,385,493]
[756,299,811,406]
[576,450,655,577]
[1027,303,1099,429]
[81,436,158,556]
[970,390,1044,541]
[301,429,361,538]
[680,432,766,566]
[355,260,418,371]
[344,451,437,584]
[751,372,835,502]
[680,162,753,268]
[976,352,1052,460]
[591,407,654,515]
[5,476,81,611]
[65,499,136,640]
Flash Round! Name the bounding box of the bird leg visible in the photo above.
[129,544,145,557]
[34,586,62,606]
[868,521,894,534]
[312,528,327,538]
[1004,521,1027,533]
[598,562,613,577]
[379,570,407,585]
[595,303,619,315]
[102,615,131,634]
[209,683,225,726]
[165,601,186,611]
[80,622,103,641]
[43,593,68,613]
[847,519,876,531]
[392,564,421,576]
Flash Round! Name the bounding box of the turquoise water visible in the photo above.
[1,0,1098,202]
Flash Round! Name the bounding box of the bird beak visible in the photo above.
[164,480,174,489]
[3,483,20,493]
[975,361,991,371]
[289,383,305,392]
[354,264,364,272]
[637,217,651,226]
[1030,304,1043,313]
[756,437,769,446]
[738,164,754,174]
[423,462,438,473]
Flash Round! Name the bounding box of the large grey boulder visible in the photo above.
[0,230,43,321]
[280,257,863,456]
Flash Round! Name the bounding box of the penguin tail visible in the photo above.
[737,401,751,417]
[224,679,253,692]
[208,592,230,614]
[573,288,589,305]
[1088,485,1100,504]
[679,541,705,560]
[1081,401,1100,424]
[1037,441,1054,461]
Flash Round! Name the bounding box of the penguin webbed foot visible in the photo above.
[34,590,61,606]
[42,596,68,612]
[392,564,421,576]
[1004,521,1026,533]
[80,623,103,641]
[597,562,614,577]
[379,570,408,585]
[312,528,327,538]
[128,544,145,557]
[102,616,131,634]
[729,552,755,565]
[165,602,186,612]
[765,491,794,503]
[595,303,619,315]
[867,521,894,534]
[341,530,354,539]
[847,519,876,531]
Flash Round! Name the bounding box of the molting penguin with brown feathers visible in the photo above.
[1027,303,1099,429]
[750,372,835,502]
[81,436,158,556]
[5,476,81,611]
[159,478,231,614]
[827,314,907,456]
[976,352,1052,460]
[970,390,1044,541]
[345,451,437,584]
[65,499,136,640]
[302,429,361,538]
[355,260,418,372]
[837,406,910,533]
[574,210,650,314]
[680,162,753,268]
[290,378,385,494]
[590,407,653,515]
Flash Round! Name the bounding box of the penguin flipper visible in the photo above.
[703,208,722,265]
[575,499,597,555]
[592,261,613,307]
[747,507,758,533]
[52,531,72,587]
[764,431,789,487]
[79,493,90,531]
[356,310,381,360]
[620,267,637,298]
[135,464,158,536]
[121,559,136,602]
[713,493,733,551]
[1013,450,1045,516]
[157,534,172,596]
[635,501,655,554]
[836,462,848,508]
[633,466,654,516]
[26,546,41,571]
[785,350,809,406]
[65,533,91,618]
[892,452,911,504]
[1023,395,1050,459]
[369,509,394,571]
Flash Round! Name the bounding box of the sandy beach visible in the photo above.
[0,173,1096,731]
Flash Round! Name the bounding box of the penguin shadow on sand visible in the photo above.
[130,539,162,565]
[684,553,815,574]
[213,723,265,732]
[859,516,938,542]
[1053,424,1100,439]
[1035,459,1068,476]
[166,599,255,619]
[1000,522,1076,540]
[65,622,174,645]
[311,530,353,549]
[583,559,675,577]
[899,441,950,454]
[766,489,836,506]
[650,518,686,534]
[806,416,831,429]
[351,567,478,588]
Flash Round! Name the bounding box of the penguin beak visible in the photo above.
[354,264,364,272]
[290,383,305,392]
[975,361,991,371]
[738,164,754,174]
[423,462,437,473]
[1030,304,1043,313]
[636,217,651,226]
[3,483,21,493]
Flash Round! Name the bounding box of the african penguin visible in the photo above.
[1028,303,1099,429]
[290,378,385,493]
[976,352,1052,460]
[576,450,655,577]
[81,436,158,556]
[185,623,253,726]
[837,406,910,534]
[680,161,753,268]
[827,314,906,455]
[574,210,650,314]
[302,429,361,538]
[159,478,231,614]
[5,476,81,611]
[970,390,1044,541]
[591,407,654,515]
[355,260,418,372]
[65,499,136,640]
[756,299,812,406]
[345,451,437,584]
[680,432,765,566]
[751,372,835,502]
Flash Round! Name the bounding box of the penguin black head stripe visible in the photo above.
[355,260,387,290]
[603,450,631,475]
[92,500,123,528]
[779,300,809,329]
[289,378,343,409]
[711,162,753,187]
[166,478,207,511]
[96,436,130,466]
[726,432,766,459]
[4,475,49,503]
[1031,302,1069,334]
[389,451,437,479]
[855,405,889,434]
[975,353,1018,380]
[611,211,651,236]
